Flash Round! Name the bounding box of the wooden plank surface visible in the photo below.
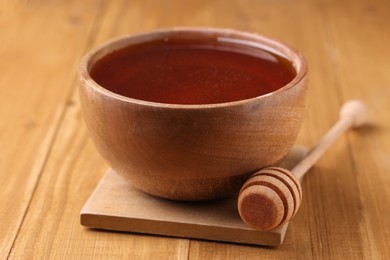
[0,1,105,258]
[1,0,390,259]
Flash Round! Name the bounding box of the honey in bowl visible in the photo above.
[79,28,307,200]
[90,38,296,104]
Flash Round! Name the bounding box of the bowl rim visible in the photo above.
[79,27,307,109]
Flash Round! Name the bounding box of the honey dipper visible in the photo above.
[238,100,369,231]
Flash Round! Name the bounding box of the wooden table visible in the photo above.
[1,0,389,259]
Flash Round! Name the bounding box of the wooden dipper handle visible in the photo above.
[238,100,369,231]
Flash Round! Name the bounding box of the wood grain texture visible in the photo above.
[1,0,390,259]
[0,0,104,258]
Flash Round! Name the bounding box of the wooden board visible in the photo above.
[81,147,307,246]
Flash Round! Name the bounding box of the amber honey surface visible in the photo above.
[90,38,296,104]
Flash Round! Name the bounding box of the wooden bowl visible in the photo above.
[78,28,308,200]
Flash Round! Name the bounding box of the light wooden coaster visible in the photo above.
[81,146,307,246]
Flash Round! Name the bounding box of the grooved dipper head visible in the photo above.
[238,167,302,231]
